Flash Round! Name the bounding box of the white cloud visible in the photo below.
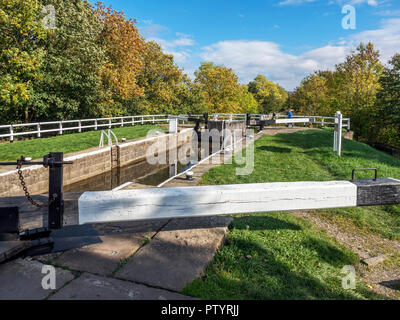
[148,33,196,65]
[199,18,400,90]
[201,40,346,89]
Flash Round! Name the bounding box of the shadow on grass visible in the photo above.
[183,214,387,300]
[257,146,292,153]
[232,215,302,231]
[272,130,400,170]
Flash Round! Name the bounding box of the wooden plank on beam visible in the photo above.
[265,118,310,125]
[2,178,399,229]
[78,181,357,224]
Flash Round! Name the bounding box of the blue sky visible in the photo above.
[101,0,400,90]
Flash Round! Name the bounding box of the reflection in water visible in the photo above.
[64,141,222,192]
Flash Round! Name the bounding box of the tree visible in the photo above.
[289,73,329,116]
[0,0,47,123]
[248,75,288,114]
[29,0,106,121]
[333,42,383,140]
[95,3,145,116]
[375,54,400,146]
[131,41,204,115]
[195,62,243,114]
[238,85,259,114]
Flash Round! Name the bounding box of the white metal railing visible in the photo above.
[0,115,170,142]
[249,114,350,130]
[0,113,351,142]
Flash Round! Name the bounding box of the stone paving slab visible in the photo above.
[50,273,194,300]
[115,216,233,291]
[51,220,168,276]
[0,258,74,300]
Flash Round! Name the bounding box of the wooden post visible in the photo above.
[59,122,63,135]
[78,120,82,133]
[37,123,41,138]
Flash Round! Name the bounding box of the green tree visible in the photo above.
[238,85,259,114]
[195,62,243,114]
[333,42,383,140]
[0,0,47,123]
[248,75,288,114]
[132,41,190,115]
[289,73,330,116]
[31,0,106,121]
[375,54,400,146]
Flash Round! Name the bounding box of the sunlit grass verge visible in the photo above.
[182,212,384,300]
[182,129,400,300]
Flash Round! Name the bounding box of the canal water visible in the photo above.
[64,141,222,192]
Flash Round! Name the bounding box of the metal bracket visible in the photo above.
[351,168,378,181]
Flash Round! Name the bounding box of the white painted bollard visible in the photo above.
[334,111,343,156]
[337,111,343,157]
[169,118,178,134]
[10,125,14,142]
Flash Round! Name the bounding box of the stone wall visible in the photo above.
[0,129,194,197]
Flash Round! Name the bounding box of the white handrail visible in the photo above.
[0,113,351,142]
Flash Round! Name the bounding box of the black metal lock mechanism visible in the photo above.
[0,153,72,254]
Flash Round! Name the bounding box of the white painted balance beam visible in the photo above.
[271,118,310,124]
[78,181,357,224]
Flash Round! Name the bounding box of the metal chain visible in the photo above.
[16,158,57,208]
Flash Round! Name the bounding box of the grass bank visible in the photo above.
[182,129,400,299]
[0,125,160,161]
[202,129,400,240]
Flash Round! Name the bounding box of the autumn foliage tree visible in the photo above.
[95,3,145,116]
[195,62,256,114]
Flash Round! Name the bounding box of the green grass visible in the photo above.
[0,125,160,161]
[201,129,400,240]
[182,129,400,300]
[182,212,384,300]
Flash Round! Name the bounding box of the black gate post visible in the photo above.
[246,114,250,126]
[203,113,209,129]
[48,152,64,229]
